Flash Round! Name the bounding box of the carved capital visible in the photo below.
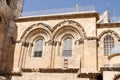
[22,42,29,47]
[75,38,84,45]
[45,40,57,46]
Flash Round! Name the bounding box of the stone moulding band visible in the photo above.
[21,68,79,73]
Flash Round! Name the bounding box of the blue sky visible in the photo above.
[23,0,120,16]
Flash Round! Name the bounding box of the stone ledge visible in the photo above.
[97,23,120,28]
[0,72,22,76]
[77,72,102,78]
[101,67,120,71]
[21,68,79,73]
[15,12,99,22]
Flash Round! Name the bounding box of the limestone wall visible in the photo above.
[14,13,98,72]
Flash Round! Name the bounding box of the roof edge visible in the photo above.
[15,11,99,22]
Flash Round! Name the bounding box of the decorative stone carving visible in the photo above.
[20,23,52,40]
[75,38,84,45]
[45,40,57,46]
[22,42,29,47]
[85,36,98,40]
[21,68,79,73]
[98,30,120,41]
[53,20,86,37]
[114,74,120,80]
[56,41,61,46]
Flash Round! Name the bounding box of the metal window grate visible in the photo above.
[104,35,114,55]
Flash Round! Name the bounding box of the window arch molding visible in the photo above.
[20,23,52,41]
[29,35,45,57]
[98,30,120,41]
[53,20,86,41]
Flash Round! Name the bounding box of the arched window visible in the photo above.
[34,39,43,57]
[104,35,114,55]
[62,38,72,57]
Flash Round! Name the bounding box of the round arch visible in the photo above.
[98,30,120,41]
[20,23,52,42]
[53,20,86,41]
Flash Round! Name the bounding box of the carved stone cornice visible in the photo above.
[101,67,120,71]
[85,36,98,40]
[21,68,79,73]
[98,30,120,41]
[15,12,99,22]
[97,23,120,28]
[0,72,22,76]
[77,72,102,79]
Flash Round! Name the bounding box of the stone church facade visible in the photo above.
[0,0,120,80]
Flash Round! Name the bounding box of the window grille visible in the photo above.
[104,35,114,55]
[34,40,43,57]
[62,38,72,57]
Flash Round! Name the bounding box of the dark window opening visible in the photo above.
[34,51,42,57]
[6,0,11,6]
[0,17,2,22]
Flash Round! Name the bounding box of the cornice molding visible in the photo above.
[0,72,22,76]
[21,68,79,73]
[15,12,99,22]
[97,23,120,28]
[77,72,101,79]
[101,67,120,71]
